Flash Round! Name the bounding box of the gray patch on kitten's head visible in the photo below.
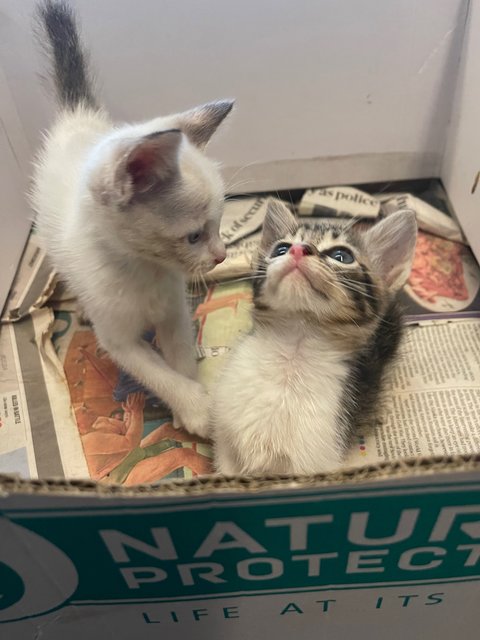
[254,199,417,328]
[87,102,234,274]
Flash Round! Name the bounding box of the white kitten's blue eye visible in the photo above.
[271,242,291,258]
[327,247,355,264]
[187,231,202,244]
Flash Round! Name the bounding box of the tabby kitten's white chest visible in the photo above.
[214,326,349,475]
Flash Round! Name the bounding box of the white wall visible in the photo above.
[0,63,34,311]
[442,0,480,264]
[0,0,469,189]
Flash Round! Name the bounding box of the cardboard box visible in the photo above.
[1,1,480,639]
[1,460,480,639]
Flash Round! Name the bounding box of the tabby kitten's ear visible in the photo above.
[365,210,417,291]
[97,129,182,206]
[175,100,234,149]
[261,199,298,251]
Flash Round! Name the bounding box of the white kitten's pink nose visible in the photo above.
[213,246,227,265]
[289,243,313,261]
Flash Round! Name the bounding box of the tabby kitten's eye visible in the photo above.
[327,247,355,264]
[271,242,291,258]
[187,231,202,244]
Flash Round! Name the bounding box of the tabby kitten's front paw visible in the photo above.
[174,383,210,439]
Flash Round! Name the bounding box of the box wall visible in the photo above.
[442,0,480,263]
[0,0,469,187]
[1,468,480,639]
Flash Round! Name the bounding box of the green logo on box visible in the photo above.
[1,483,480,621]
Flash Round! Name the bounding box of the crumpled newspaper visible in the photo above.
[2,185,467,319]
[208,185,467,282]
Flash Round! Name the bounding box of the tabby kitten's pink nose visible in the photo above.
[289,243,313,261]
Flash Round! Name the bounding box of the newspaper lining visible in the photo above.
[298,186,380,218]
[1,186,469,319]
[0,308,86,479]
[1,231,57,323]
[344,320,480,467]
[2,309,479,481]
[1,184,480,483]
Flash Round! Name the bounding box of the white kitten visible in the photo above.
[32,2,234,436]
[211,200,417,475]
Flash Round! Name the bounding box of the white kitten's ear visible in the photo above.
[365,210,417,290]
[261,199,298,250]
[124,130,181,192]
[103,130,182,205]
[176,100,234,149]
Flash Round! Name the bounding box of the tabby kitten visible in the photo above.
[32,2,233,436]
[211,199,417,475]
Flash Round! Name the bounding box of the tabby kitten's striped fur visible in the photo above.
[212,199,417,475]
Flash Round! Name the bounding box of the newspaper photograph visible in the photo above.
[402,230,480,320]
[51,307,213,484]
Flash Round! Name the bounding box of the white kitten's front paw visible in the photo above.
[175,383,211,439]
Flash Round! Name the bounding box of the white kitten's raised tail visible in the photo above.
[32,1,234,436]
